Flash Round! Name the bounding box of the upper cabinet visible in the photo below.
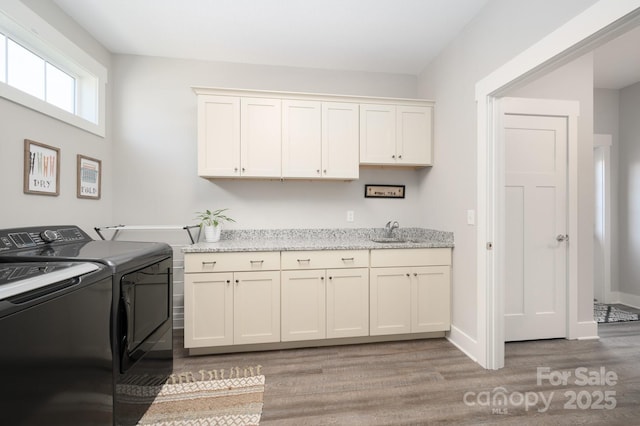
[194,87,434,179]
[241,98,282,178]
[360,104,433,166]
[282,100,359,180]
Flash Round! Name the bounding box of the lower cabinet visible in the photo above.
[184,247,451,352]
[184,270,280,348]
[369,249,451,336]
[281,268,369,342]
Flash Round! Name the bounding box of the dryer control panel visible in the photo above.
[0,226,90,253]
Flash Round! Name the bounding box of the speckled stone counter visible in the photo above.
[182,227,454,253]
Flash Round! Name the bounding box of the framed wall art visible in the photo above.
[77,155,102,199]
[23,139,60,196]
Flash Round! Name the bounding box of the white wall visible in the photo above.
[110,55,422,230]
[618,82,640,299]
[416,0,599,358]
[0,1,112,234]
[594,88,620,295]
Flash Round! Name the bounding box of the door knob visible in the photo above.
[556,234,568,242]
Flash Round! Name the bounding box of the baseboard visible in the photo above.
[614,292,640,309]
[573,320,599,340]
[446,325,479,364]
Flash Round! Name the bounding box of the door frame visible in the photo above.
[475,0,640,369]
[593,134,613,303]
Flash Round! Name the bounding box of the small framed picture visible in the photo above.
[77,155,102,199]
[24,139,60,196]
[364,184,406,199]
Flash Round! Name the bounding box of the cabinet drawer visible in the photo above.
[185,252,280,273]
[370,248,451,268]
[281,250,368,270]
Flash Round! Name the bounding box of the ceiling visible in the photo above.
[52,0,640,88]
[52,0,489,75]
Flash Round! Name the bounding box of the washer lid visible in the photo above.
[0,262,100,300]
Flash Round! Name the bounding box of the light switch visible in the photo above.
[467,209,475,226]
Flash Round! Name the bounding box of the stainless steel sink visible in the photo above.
[370,237,410,244]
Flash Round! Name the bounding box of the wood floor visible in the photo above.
[173,322,640,425]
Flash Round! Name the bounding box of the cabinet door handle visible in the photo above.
[226,280,230,284]
[250,260,264,265]
[235,279,239,284]
[406,273,410,277]
[398,155,403,159]
[320,276,324,280]
[202,261,217,266]
[323,169,327,174]
[297,259,311,263]
[316,169,320,174]
[341,257,354,262]
[392,154,396,159]
[328,276,333,280]
[234,167,238,173]
[242,167,246,173]
[413,273,418,277]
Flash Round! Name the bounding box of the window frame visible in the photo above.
[0,0,107,137]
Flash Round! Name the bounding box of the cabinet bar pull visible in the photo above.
[297,259,311,263]
[341,257,354,261]
[202,261,216,266]
[250,260,264,264]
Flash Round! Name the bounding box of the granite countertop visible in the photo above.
[182,227,454,253]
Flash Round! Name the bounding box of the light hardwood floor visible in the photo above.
[173,322,640,425]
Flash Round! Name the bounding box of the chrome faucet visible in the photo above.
[385,220,399,238]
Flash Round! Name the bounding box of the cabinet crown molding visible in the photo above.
[192,86,434,107]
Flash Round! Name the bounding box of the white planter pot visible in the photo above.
[203,224,221,242]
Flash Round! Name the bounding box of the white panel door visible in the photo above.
[504,114,567,342]
[281,270,326,341]
[396,105,432,166]
[411,266,450,332]
[240,98,282,177]
[184,272,233,348]
[322,102,359,179]
[233,271,280,344]
[369,267,411,335]
[197,95,240,177]
[282,100,322,178]
[326,268,369,338]
[359,104,396,164]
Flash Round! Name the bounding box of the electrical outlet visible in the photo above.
[347,210,355,222]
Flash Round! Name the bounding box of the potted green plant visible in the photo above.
[194,208,235,242]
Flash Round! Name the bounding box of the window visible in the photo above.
[0,1,107,136]
[2,37,76,114]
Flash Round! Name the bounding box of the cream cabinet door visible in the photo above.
[369,267,411,336]
[184,272,233,348]
[326,268,369,338]
[322,102,359,179]
[281,270,326,341]
[282,100,322,178]
[359,104,396,165]
[240,98,282,177]
[397,105,433,166]
[411,266,451,332]
[233,271,281,344]
[197,95,241,177]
